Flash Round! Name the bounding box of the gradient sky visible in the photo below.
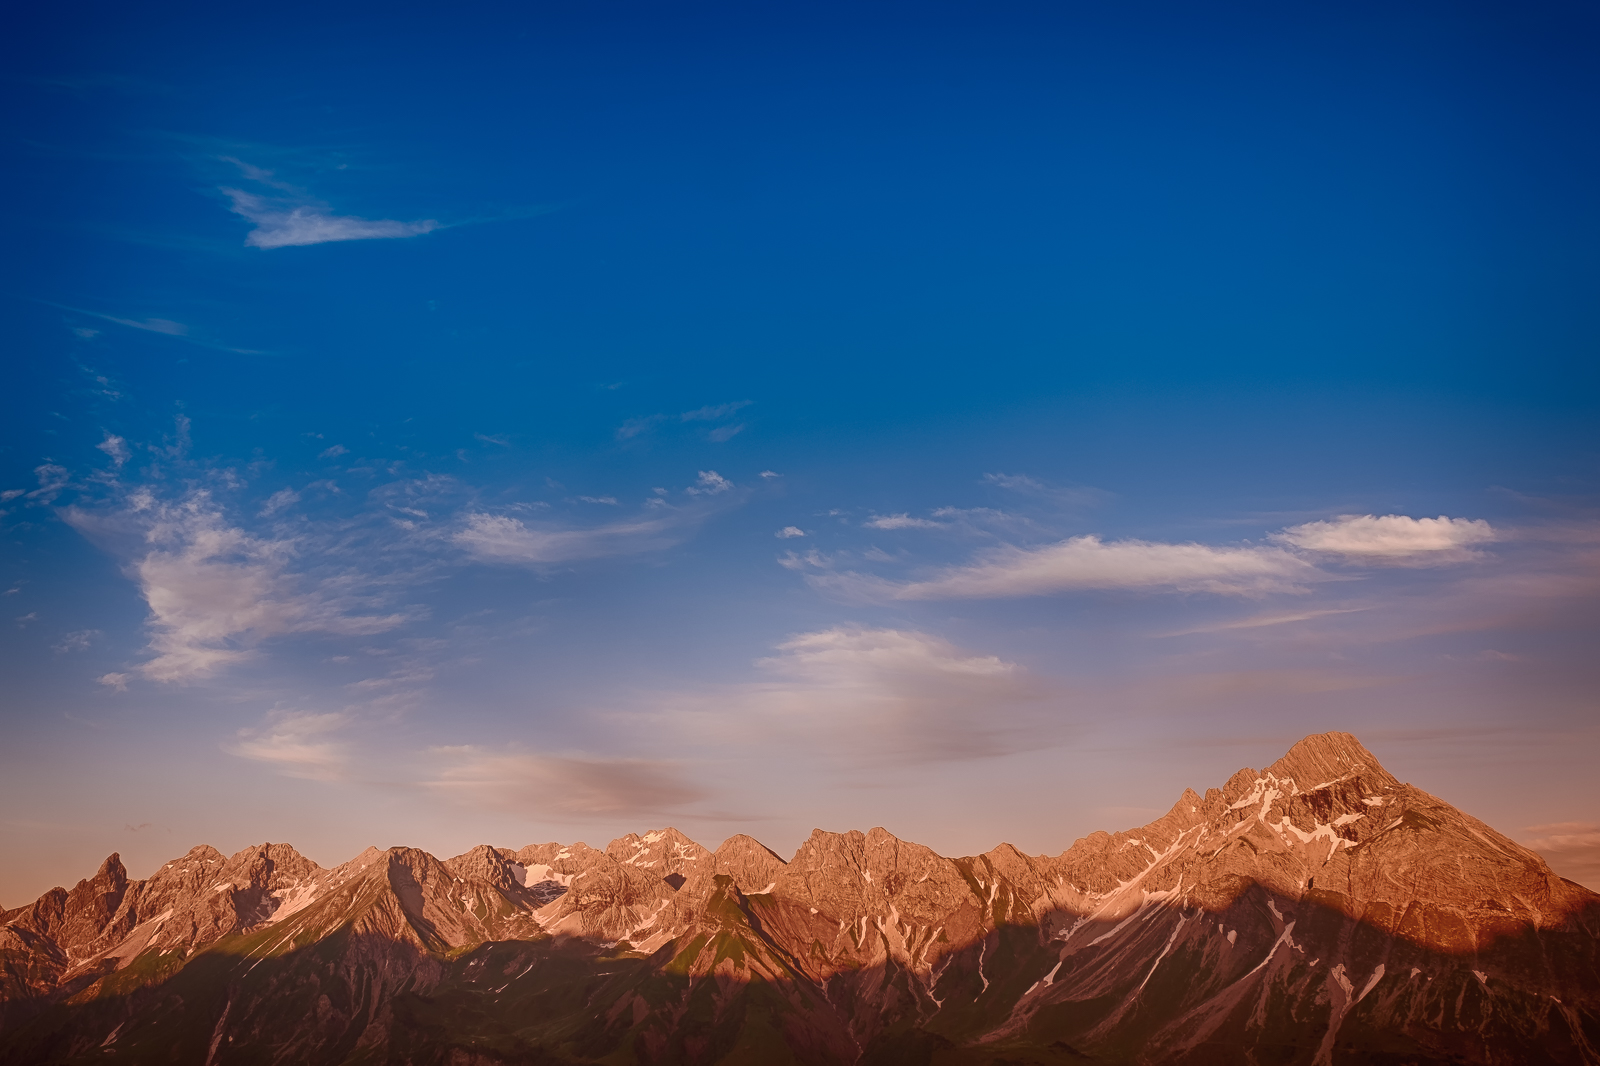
[4,0,1598,907]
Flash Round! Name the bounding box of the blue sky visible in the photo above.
[4,0,1599,904]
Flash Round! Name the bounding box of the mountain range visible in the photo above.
[2,731,1596,1064]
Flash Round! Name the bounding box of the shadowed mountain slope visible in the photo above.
[2,732,1596,1064]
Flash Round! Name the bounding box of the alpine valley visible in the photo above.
[2,732,1596,1065]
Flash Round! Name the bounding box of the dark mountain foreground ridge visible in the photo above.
[2,732,1596,1065]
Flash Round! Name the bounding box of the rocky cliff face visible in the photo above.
[1,732,1595,1065]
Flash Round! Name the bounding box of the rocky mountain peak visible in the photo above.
[604,827,711,889]
[1264,729,1399,792]
[709,833,785,895]
[444,843,523,892]
[55,853,130,958]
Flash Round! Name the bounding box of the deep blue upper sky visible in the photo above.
[3,0,1597,902]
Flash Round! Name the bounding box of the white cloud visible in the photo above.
[763,626,1016,681]
[32,299,264,353]
[58,310,188,336]
[1276,514,1495,564]
[982,472,1111,507]
[427,748,706,816]
[776,526,806,538]
[258,487,300,516]
[27,464,71,504]
[577,495,618,505]
[226,711,349,780]
[804,535,1316,602]
[223,187,439,250]
[931,506,1007,519]
[53,629,98,653]
[96,433,131,467]
[617,402,751,441]
[65,489,410,682]
[1159,607,1371,637]
[982,472,1047,492]
[660,626,1058,764]
[777,548,834,571]
[156,415,192,460]
[112,316,186,335]
[680,401,752,422]
[615,415,664,440]
[318,444,348,459]
[864,513,945,530]
[454,509,698,566]
[686,470,732,495]
[98,672,129,692]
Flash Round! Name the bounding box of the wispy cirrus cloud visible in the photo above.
[52,629,99,653]
[1158,607,1373,637]
[224,188,439,249]
[864,513,945,530]
[219,158,439,249]
[453,471,739,566]
[31,298,262,354]
[982,472,1112,508]
[37,297,186,336]
[454,509,700,567]
[258,487,299,516]
[78,311,188,335]
[616,401,752,441]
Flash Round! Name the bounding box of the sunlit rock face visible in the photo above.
[2,732,1596,1064]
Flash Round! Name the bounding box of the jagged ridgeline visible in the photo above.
[2,733,1597,1065]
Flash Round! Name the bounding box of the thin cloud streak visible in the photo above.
[1524,822,1600,891]
[454,509,701,566]
[616,401,752,440]
[865,514,945,530]
[1158,607,1373,637]
[224,188,439,249]
[981,472,1113,508]
[426,749,708,817]
[218,158,438,249]
[1276,514,1495,565]
[28,298,263,354]
[807,535,1318,602]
